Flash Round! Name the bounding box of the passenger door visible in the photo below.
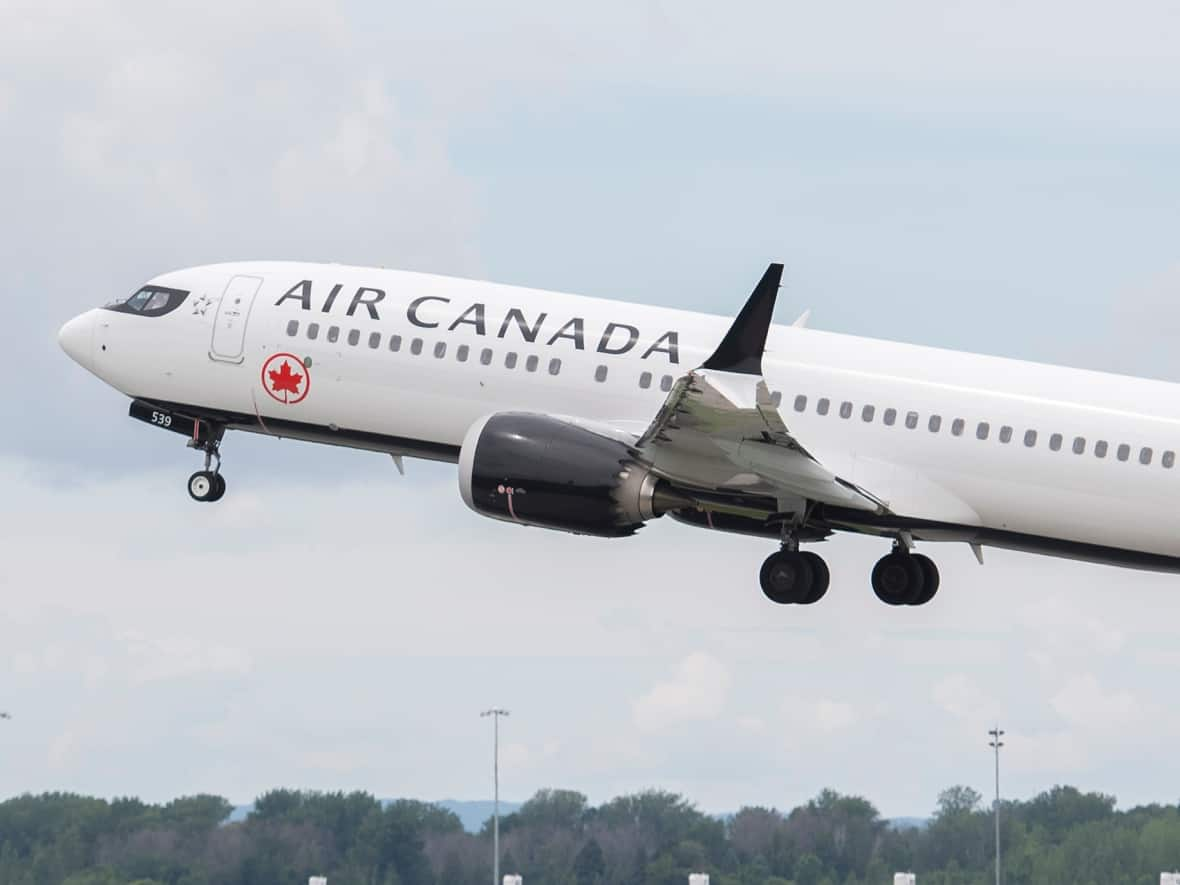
[210,275,263,363]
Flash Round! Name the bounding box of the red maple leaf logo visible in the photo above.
[268,360,303,400]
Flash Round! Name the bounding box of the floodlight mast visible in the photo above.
[988,726,1005,885]
[481,708,510,885]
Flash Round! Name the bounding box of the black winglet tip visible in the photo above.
[701,262,784,375]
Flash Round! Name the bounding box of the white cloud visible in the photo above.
[813,700,858,733]
[932,673,1000,722]
[779,696,860,740]
[632,653,730,733]
[1051,675,1144,728]
[120,633,252,684]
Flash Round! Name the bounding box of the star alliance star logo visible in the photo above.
[191,294,215,316]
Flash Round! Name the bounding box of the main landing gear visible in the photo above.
[186,428,226,503]
[870,547,940,606]
[759,539,941,606]
[759,546,831,605]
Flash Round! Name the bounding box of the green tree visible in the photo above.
[573,837,605,884]
[795,852,824,885]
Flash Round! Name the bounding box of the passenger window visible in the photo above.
[883,408,897,426]
[457,344,469,362]
[905,411,918,429]
[862,405,875,422]
[505,352,518,369]
[480,348,493,366]
[410,338,423,355]
[977,422,989,440]
[1094,440,1108,458]
[389,335,402,352]
[307,322,320,340]
[1117,443,1130,461]
[434,341,447,358]
[1140,447,1153,465]
[951,418,965,437]
[1024,429,1037,447]
[327,326,340,343]
[1072,436,1085,455]
[286,320,299,337]
[660,374,674,392]
[839,401,852,419]
[549,358,561,376]
[1164,451,1175,469]
[929,415,942,433]
[1049,433,1063,451]
[368,332,380,349]
[817,398,830,416]
[794,395,807,412]
[639,371,652,389]
[595,365,608,382]
[345,329,358,346]
[525,354,538,372]
[770,391,782,407]
[999,425,1012,443]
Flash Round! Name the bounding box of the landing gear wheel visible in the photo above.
[871,551,926,606]
[188,470,219,502]
[799,552,830,604]
[760,551,815,605]
[207,473,227,502]
[909,553,939,605]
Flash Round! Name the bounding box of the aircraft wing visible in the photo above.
[633,264,885,514]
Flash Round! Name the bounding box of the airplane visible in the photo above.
[58,261,1180,606]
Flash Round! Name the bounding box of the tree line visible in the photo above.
[1,783,1178,884]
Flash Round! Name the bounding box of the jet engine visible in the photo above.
[458,413,687,537]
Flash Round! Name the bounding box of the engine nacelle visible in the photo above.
[458,412,673,537]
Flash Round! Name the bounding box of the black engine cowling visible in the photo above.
[458,412,679,537]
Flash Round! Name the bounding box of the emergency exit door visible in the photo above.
[209,275,263,362]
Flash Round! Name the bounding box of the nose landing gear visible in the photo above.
[188,470,225,502]
[186,426,226,503]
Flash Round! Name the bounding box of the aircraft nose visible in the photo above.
[58,310,95,370]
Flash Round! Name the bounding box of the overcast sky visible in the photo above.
[3,0,1180,817]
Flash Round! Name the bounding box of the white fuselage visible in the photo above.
[60,261,1180,565]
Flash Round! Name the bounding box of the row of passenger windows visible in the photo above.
[285,320,678,389]
[788,394,1176,468]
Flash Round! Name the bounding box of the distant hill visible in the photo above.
[227,798,522,832]
[887,816,929,830]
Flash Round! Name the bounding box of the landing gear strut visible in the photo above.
[871,545,940,606]
[187,426,226,503]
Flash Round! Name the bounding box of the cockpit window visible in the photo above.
[105,285,190,317]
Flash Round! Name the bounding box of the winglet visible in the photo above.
[701,263,783,375]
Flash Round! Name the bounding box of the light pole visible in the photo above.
[481,708,509,885]
[988,726,1004,885]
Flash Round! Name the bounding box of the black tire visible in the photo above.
[760,551,815,605]
[800,552,830,604]
[207,473,226,502]
[909,554,940,605]
[187,470,216,502]
[871,551,925,606]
